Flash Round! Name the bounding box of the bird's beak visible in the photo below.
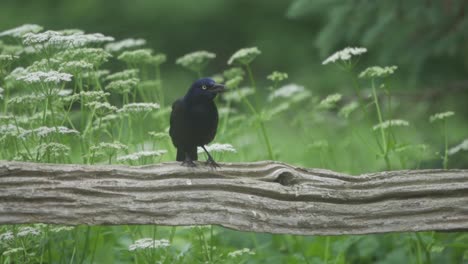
[210,84,226,93]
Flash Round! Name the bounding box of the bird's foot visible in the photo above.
[205,158,220,169]
[181,160,197,167]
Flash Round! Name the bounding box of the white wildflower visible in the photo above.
[59,60,94,73]
[118,49,153,64]
[267,71,288,82]
[448,139,468,156]
[359,66,398,79]
[118,103,160,114]
[430,111,455,123]
[59,29,84,35]
[82,69,110,79]
[36,143,70,158]
[0,24,43,37]
[22,30,62,45]
[56,89,72,97]
[2,247,24,256]
[318,93,342,110]
[176,50,216,72]
[81,91,110,100]
[268,83,305,101]
[0,124,25,137]
[228,47,261,65]
[105,38,146,52]
[198,143,236,154]
[339,101,359,118]
[57,48,111,67]
[148,132,169,140]
[0,231,14,241]
[101,114,119,122]
[128,238,170,251]
[17,226,41,237]
[16,71,72,84]
[147,53,167,66]
[117,150,167,162]
[90,142,128,152]
[105,78,139,94]
[373,119,410,130]
[227,248,255,257]
[50,226,75,233]
[21,126,79,138]
[0,54,19,62]
[0,87,3,100]
[5,67,28,82]
[105,69,140,81]
[86,101,118,113]
[8,94,45,106]
[224,87,255,102]
[322,46,367,65]
[48,32,114,47]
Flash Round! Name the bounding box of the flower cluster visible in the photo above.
[176,51,216,73]
[318,93,342,110]
[267,71,288,82]
[227,248,255,257]
[372,119,410,130]
[228,47,261,65]
[16,71,73,84]
[128,238,170,251]
[197,143,237,154]
[359,66,398,79]
[117,150,167,162]
[0,24,43,37]
[105,38,146,52]
[118,49,153,65]
[429,111,455,123]
[322,47,367,65]
[23,30,114,48]
[21,126,79,138]
[268,84,305,101]
[106,69,140,81]
[448,139,468,156]
[339,101,359,118]
[105,78,139,94]
[118,103,160,114]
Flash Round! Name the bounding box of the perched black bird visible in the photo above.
[169,78,225,167]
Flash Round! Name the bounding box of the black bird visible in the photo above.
[169,78,225,167]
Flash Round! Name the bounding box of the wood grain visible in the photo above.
[1,161,467,235]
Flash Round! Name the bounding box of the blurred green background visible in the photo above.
[2,0,468,92]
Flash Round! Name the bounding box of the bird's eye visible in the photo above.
[202,85,207,90]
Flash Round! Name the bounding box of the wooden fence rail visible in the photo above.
[1,161,467,235]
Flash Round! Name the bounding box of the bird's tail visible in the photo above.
[176,147,198,161]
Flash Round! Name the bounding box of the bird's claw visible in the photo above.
[205,158,220,169]
[181,160,197,167]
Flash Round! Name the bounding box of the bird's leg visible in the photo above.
[202,145,220,168]
[181,152,197,167]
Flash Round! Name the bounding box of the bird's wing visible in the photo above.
[169,98,186,148]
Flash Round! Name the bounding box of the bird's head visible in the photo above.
[185,78,225,100]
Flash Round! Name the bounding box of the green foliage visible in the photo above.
[0,13,468,263]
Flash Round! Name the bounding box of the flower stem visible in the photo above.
[371,78,390,170]
[443,119,449,169]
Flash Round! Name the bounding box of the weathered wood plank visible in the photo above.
[0,161,467,235]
